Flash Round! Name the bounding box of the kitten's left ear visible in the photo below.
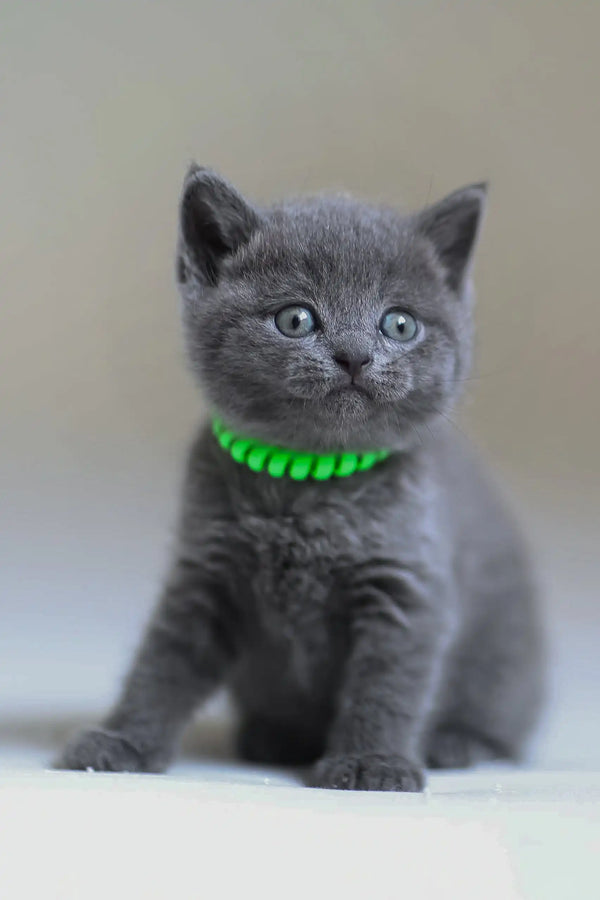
[178,164,260,285]
[415,183,488,293]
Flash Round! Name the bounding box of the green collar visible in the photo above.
[212,418,389,481]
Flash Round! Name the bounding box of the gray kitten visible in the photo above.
[56,167,544,791]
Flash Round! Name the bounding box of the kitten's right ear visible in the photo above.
[178,165,260,284]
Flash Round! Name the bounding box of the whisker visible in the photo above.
[420,419,436,443]
[430,405,470,442]
[421,174,435,210]
[408,421,424,448]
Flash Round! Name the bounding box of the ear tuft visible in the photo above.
[179,166,259,284]
[416,183,488,293]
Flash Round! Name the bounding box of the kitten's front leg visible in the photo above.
[55,561,235,773]
[310,575,450,792]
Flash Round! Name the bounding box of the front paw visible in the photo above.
[309,753,424,792]
[54,728,150,773]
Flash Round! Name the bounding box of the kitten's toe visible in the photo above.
[53,728,149,773]
[308,753,424,792]
[425,726,499,769]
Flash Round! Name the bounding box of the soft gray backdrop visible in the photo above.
[1,1,598,762]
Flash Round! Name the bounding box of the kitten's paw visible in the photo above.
[54,728,150,773]
[425,726,499,770]
[309,753,424,792]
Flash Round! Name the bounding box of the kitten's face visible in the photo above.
[177,168,486,451]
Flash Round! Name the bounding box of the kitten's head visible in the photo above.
[177,166,486,451]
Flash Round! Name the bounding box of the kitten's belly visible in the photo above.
[227,515,350,718]
[228,609,344,725]
[229,635,340,726]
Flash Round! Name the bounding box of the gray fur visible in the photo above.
[56,168,544,791]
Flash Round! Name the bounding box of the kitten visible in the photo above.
[56,166,544,791]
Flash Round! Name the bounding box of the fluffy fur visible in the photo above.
[56,167,544,791]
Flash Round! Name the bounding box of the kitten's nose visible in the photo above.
[333,352,372,380]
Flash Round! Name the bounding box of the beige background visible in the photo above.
[1,1,598,742]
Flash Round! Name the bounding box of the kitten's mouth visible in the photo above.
[329,383,372,399]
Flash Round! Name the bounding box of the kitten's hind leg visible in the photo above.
[424,724,505,770]
[55,563,235,773]
[427,571,545,773]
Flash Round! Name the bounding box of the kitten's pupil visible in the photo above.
[292,314,301,330]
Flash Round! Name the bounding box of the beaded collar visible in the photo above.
[212,418,389,481]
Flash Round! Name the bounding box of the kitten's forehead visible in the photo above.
[232,195,441,304]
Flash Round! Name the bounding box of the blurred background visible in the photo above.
[1,1,598,764]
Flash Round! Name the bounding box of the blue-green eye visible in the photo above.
[275,305,316,338]
[380,309,419,342]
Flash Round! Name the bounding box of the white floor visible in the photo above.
[1,482,599,899]
[1,718,599,900]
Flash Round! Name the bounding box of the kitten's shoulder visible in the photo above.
[178,421,231,518]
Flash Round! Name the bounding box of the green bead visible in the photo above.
[311,455,337,480]
[246,446,269,472]
[231,439,251,462]
[289,454,313,480]
[218,431,234,450]
[267,451,289,477]
[335,454,358,477]
[357,451,378,471]
[213,419,235,450]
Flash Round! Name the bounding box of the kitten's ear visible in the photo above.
[415,183,488,293]
[178,164,260,284]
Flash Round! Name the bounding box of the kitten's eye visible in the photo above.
[380,309,419,342]
[275,305,316,338]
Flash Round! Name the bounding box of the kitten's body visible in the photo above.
[57,171,544,790]
[192,421,540,773]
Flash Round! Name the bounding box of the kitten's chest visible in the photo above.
[220,466,401,632]
[235,510,344,616]
[226,505,356,689]
[226,487,370,631]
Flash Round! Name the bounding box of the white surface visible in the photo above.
[2,617,600,900]
[1,717,599,900]
[1,741,599,900]
[1,490,599,899]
